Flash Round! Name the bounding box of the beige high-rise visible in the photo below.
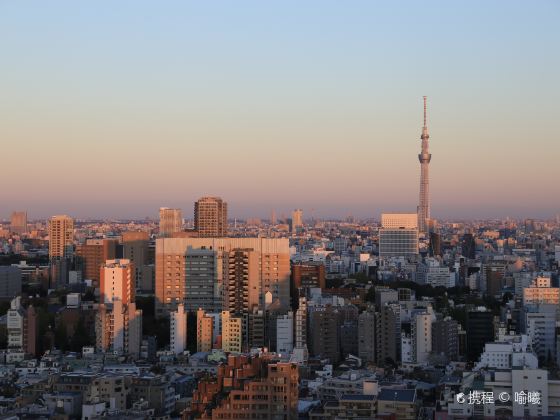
[194,196,227,237]
[10,211,28,234]
[221,310,243,353]
[48,215,74,258]
[159,207,182,237]
[155,237,290,318]
[196,308,214,352]
[97,259,142,356]
[291,209,303,232]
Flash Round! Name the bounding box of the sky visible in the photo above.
[1,1,559,220]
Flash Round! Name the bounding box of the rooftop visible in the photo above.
[377,388,416,403]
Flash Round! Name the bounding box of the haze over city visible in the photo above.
[1,0,559,219]
[4,3,560,420]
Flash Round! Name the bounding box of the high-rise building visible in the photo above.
[358,309,376,364]
[196,308,214,352]
[248,308,266,349]
[270,209,277,225]
[291,262,326,290]
[122,231,153,292]
[48,215,74,259]
[417,96,431,233]
[10,211,27,234]
[461,233,476,259]
[432,318,459,361]
[96,259,142,356]
[221,311,243,353]
[310,306,340,364]
[170,304,187,354]
[159,207,182,237]
[429,232,441,257]
[375,303,401,366]
[411,309,434,364]
[185,248,219,312]
[100,259,134,304]
[466,309,494,362]
[225,248,260,315]
[523,277,559,305]
[276,312,294,355]
[294,296,307,350]
[76,238,117,282]
[525,304,556,361]
[7,296,37,356]
[155,237,290,317]
[0,266,22,299]
[482,262,506,296]
[379,213,419,258]
[291,262,326,308]
[291,209,303,233]
[194,196,227,237]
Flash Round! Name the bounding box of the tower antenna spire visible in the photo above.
[418,96,431,234]
[423,96,427,127]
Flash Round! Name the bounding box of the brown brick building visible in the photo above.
[186,353,298,419]
[76,238,117,283]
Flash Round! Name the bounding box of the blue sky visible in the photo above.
[1,1,559,219]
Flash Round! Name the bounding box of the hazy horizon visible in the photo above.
[2,1,559,220]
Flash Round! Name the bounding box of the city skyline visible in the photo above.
[1,1,559,220]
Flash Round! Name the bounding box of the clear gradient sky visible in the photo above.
[1,1,559,220]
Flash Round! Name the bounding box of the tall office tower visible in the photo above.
[194,196,227,237]
[221,310,243,353]
[170,304,187,354]
[276,312,294,354]
[465,309,494,362]
[411,310,434,364]
[291,262,326,308]
[225,249,260,315]
[270,209,277,225]
[309,306,340,364]
[48,215,74,258]
[525,304,557,361]
[429,232,441,257]
[7,296,37,356]
[100,259,135,304]
[155,238,290,317]
[159,207,182,237]
[378,213,419,258]
[358,309,376,364]
[461,233,476,259]
[76,238,117,282]
[196,308,214,352]
[291,209,303,233]
[432,318,459,361]
[417,96,431,233]
[482,262,506,296]
[122,231,152,292]
[248,308,266,349]
[375,303,401,366]
[97,259,142,356]
[184,248,219,312]
[294,296,307,349]
[10,211,27,234]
